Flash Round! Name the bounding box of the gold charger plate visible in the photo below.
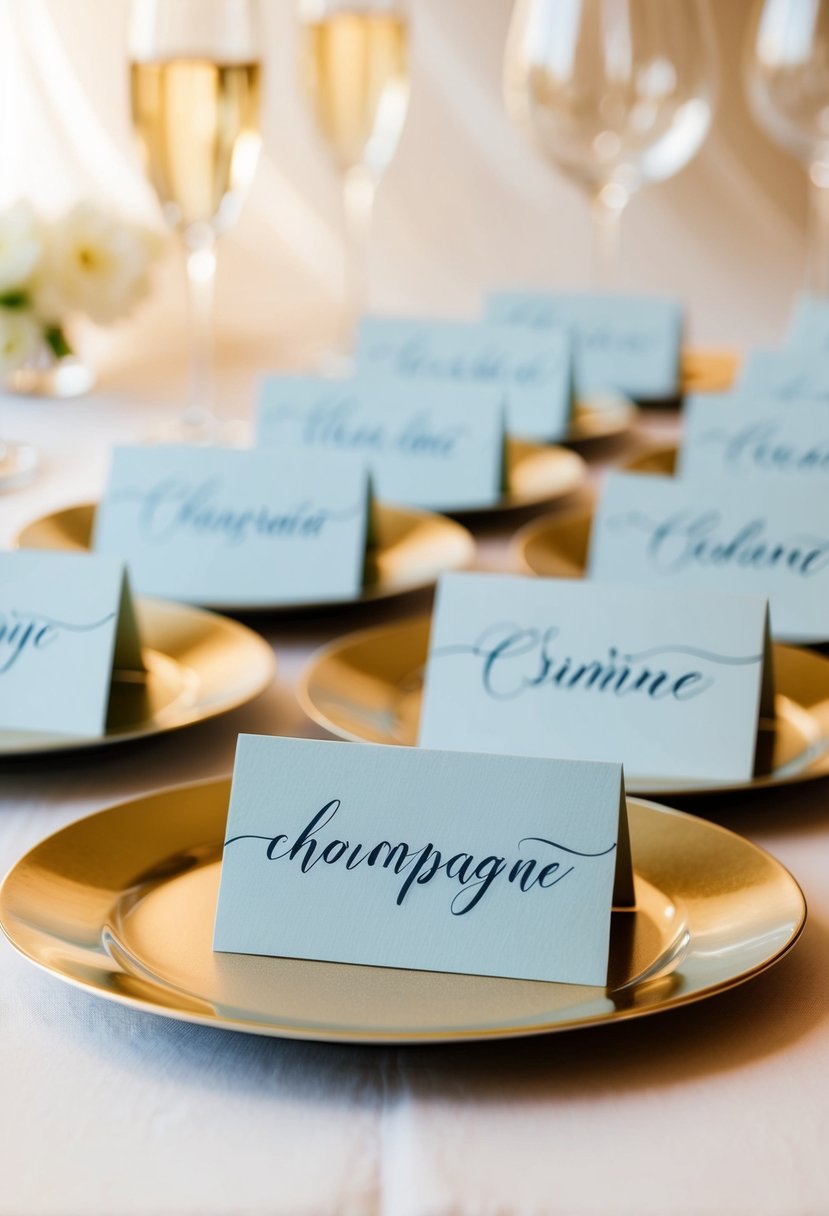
[298,617,829,796]
[16,501,475,613]
[0,778,805,1043]
[452,438,586,516]
[565,393,637,443]
[0,598,275,757]
[680,348,739,395]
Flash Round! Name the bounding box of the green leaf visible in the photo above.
[0,290,30,309]
[44,326,73,359]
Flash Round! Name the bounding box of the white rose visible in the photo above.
[0,308,41,372]
[0,201,42,295]
[34,203,161,326]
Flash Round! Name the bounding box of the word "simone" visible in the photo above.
[114,478,359,545]
[431,623,756,702]
[612,510,829,577]
[225,799,614,915]
[0,609,114,674]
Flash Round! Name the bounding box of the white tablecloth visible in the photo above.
[1,390,828,1216]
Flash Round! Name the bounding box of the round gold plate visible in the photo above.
[298,617,829,796]
[565,393,637,443]
[680,348,739,395]
[452,438,586,516]
[15,501,475,612]
[0,778,805,1043]
[0,598,275,757]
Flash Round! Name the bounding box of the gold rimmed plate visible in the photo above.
[451,438,586,517]
[15,501,475,613]
[0,778,805,1043]
[299,617,829,796]
[0,598,275,757]
[565,393,638,443]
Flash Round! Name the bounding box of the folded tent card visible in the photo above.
[214,735,633,987]
[588,470,829,643]
[93,445,372,606]
[736,349,829,405]
[0,551,144,736]
[786,293,829,351]
[257,375,507,511]
[485,291,683,401]
[353,315,574,441]
[679,395,829,479]
[419,572,773,784]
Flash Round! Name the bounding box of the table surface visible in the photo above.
[1,391,827,1216]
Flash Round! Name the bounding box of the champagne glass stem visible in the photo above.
[341,165,376,349]
[807,160,829,295]
[590,183,628,289]
[183,230,218,432]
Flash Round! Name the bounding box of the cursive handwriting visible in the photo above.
[268,397,469,459]
[700,421,829,472]
[610,510,829,577]
[432,622,761,702]
[112,477,361,545]
[367,335,565,385]
[225,799,614,916]
[0,609,115,674]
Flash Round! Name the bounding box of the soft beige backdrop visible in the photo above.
[0,0,811,391]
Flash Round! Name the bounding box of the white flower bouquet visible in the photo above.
[0,200,161,379]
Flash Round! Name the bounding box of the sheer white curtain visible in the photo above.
[1,0,809,383]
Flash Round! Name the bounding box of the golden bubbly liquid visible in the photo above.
[131,58,261,231]
[303,12,409,173]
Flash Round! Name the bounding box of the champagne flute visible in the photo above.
[746,0,829,293]
[298,0,410,353]
[129,0,262,442]
[503,0,718,284]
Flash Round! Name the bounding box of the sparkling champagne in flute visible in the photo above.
[298,0,410,351]
[504,0,718,284]
[130,0,262,441]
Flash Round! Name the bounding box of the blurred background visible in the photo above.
[0,0,808,395]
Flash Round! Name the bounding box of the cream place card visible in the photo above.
[486,291,682,399]
[214,734,633,986]
[0,551,143,736]
[680,395,829,479]
[419,572,772,783]
[588,471,829,643]
[355,316,574,441]
[737,350,829,404]
[257,375,505,510]
[93,446,370,605]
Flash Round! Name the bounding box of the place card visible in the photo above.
[486,291,682,399]
[679,395,829,479]
[0,551,143,736]
[257,375,505,510]
[737,350,829,404]
[419,572,772,783]
[355,315,574,441]
[93,445,371,606]
[214,734,633,986]
[588,471,829,642]
[786,293,829,350]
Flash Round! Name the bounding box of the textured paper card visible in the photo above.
[257,375,505,510]
[93,445,370,605]
[355,316,573,441]
[419,572,772,783]
[214,735,632,985]
[737,350,829,404]
[786,294,829,350]
[679,395,829,479]
[0,551,143,735]
[589,471,829,643]
[486,291,682,399]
